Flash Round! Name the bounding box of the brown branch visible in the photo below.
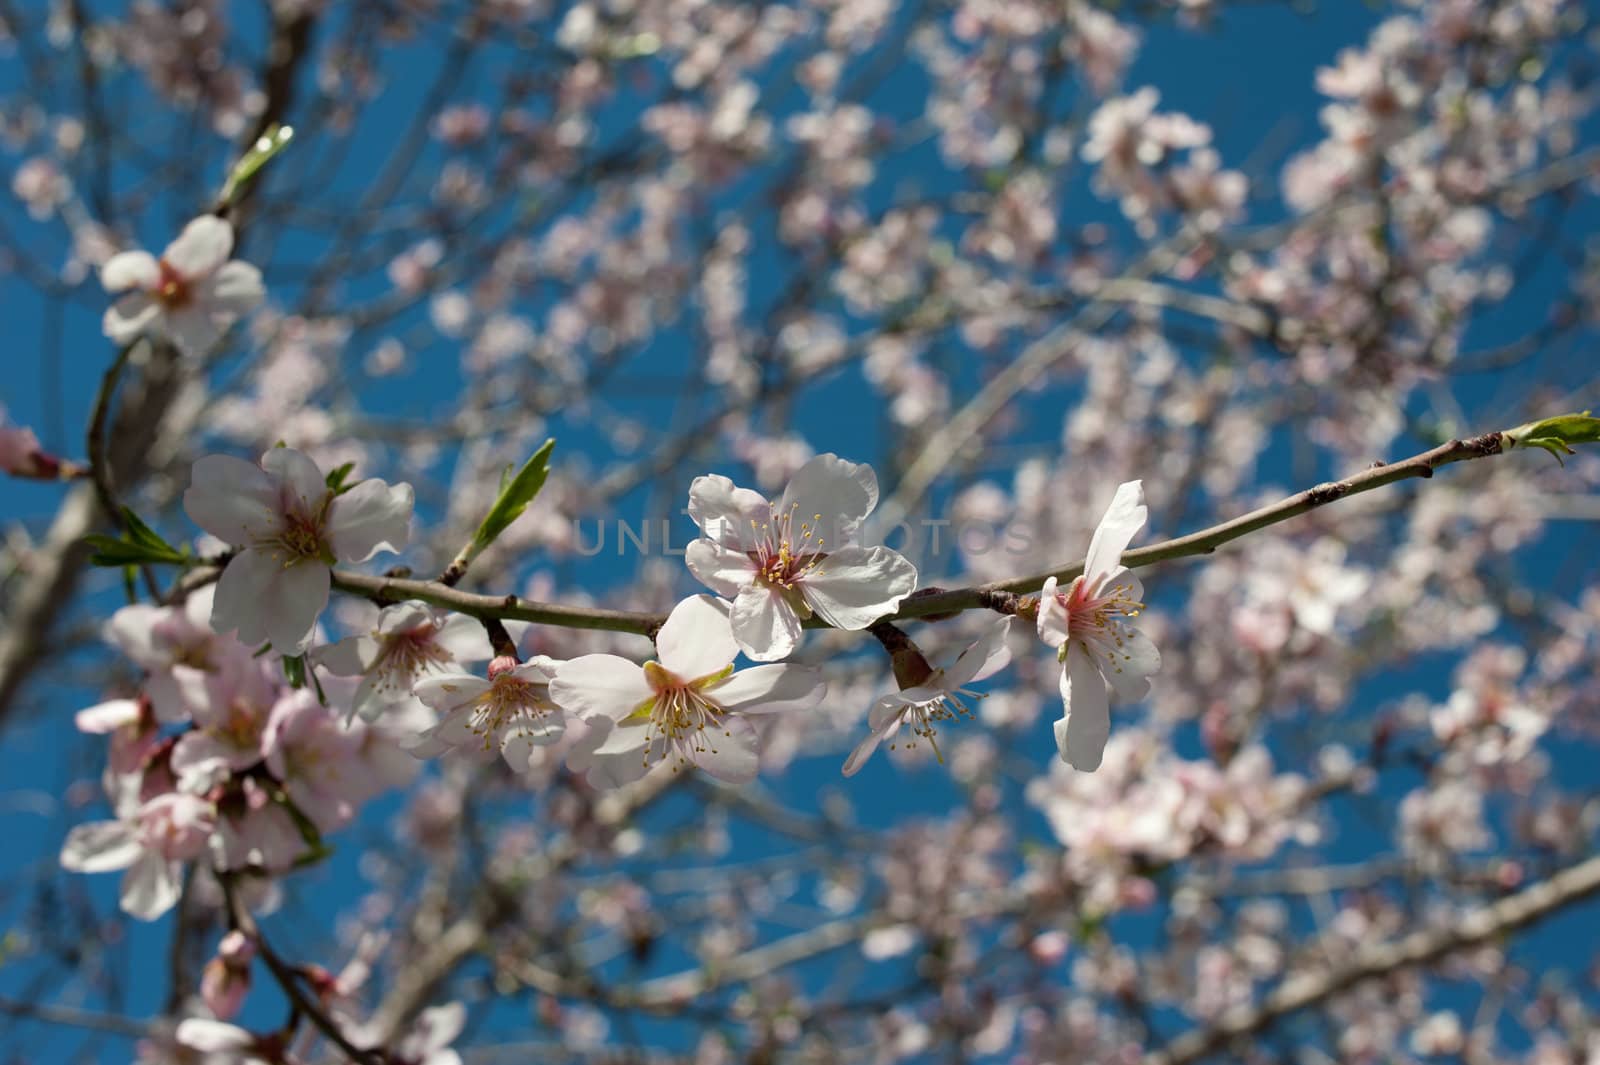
[1144,853,1600,1065]
[319,427,1515,639]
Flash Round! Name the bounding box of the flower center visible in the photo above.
[749,503,827,588]
[1055,575,1146,669]
[372,628,453,692]
[277,512,327,563]
[636,662,734,771]
[467,673,551,749]
[156,259,191,308]
[887,681,982,764]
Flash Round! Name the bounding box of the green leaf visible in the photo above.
[471,438,555,555]
[85,508,188,567]
[1503,411,1600,466]
[218,123,294,207]
[324,461,357,495]
[282,654,307,689]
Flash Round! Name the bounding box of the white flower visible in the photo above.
[410,655,566,771]
[100,215,265,358]
[1036,481,1160,772]
[173,1019,284,1064]
[842,616,1014,776]
[59,793,216,920]
[315,602,493,721]
[551,596,825,786]
[183,448,413,653]
[685,454,918,661]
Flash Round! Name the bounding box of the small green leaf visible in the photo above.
[218,123,294,207]
[85,535,186,568]
[1503,411,1600,466]
[282,654,307,689]
[324,461,357,495]
[471,438,555,554]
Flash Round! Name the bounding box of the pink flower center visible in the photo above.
[371,626,453,692]
[156,259,191,308]
[1058,574,1143,643]
[466,671,552,749]
[749,503,827,588]
[277,512,327,562]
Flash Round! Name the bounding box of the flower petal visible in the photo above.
[204,261,265,316]
[728,585,802,662]
[685,539,757,598]
[211,548,328,652]
[710,664,824,713]
[1055,645,1111,772]
[1035,576,1069,650]
[75,698,142,734]
[184,454,281,545]
[942,615,1014,688]
[687,474,771,550]
[260,447,329,522]
[688,714,760,783]
[120,852,182,921]
[163,305,227,359]
[102,291,161,344]
[1083,480,1146,586]
[841,726,888,777]
[413,673,491,712]
[549,656,653,721]
[327,477,414,562]
[100,250,159,292]
[800,546,917,630]
[163,215,233,278]
[655,595,737,679]
[1104,627,1159,701]
[59,820,141,872]
[779,453,879,544]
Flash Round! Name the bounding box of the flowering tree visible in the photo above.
[2,1,1600,1062]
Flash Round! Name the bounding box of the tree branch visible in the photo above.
[1144,853,1600,1065]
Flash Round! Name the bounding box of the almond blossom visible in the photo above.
[409,654,566,771]
[183,447,413,653]
[1036,480,1160,771]
[842,616,1014,777]
[58,792,217,920]
[315,602,495,722]
[100,215,265,358]
[102,585,251,723]
[685,454,918,661]
[551,596,825,786]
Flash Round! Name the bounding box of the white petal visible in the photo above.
[59,820,141,872]
[1035,576,1069,649]
[102,604,162,665]
[163,215,233,278]
[164,306,227,359]
[260,447,329,521]
[413,673,490,712]
[942,615,1014,688]
[211,548,328,652]
[710,664,824,714]
[841,727,888,777]
[184,454,281,545]
[120,852,182,920]
[74,698,142,735]
[102,292,161,344]
[800,546,917,630]
[175,1018,257,1053]
[100,250,159,292]
[688,714,760,783]
[549,656,653,721]
[433,613,494,661]
[685,539,757,598]
[313,635,371,677]
[728,586,802,662]
[1083,480,1146,585]
[655,595,737,679]
[203,261,264,315]
[1055,645,1111,772]
[687,474,771,550]
[499,715,566,769]
[1104,627,1160,701]
[327,478,414,562]
[779,453,879,543]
